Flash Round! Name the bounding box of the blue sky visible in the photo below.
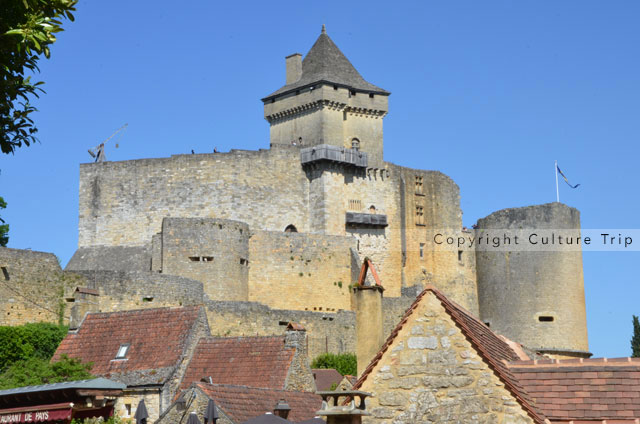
[1,1,638,357]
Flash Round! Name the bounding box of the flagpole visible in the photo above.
[555,160,559,203]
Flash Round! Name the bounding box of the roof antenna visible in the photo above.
[321,24,326,34]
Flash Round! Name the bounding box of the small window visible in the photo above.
[351,138,360,150]
[189,256,201,262]
[1,267,8,281]
[115,344,130,359]
[284,224,298,233]
[420,243,425,259]
[202,256,214,262]
[369,205,376,213]
[484,322,491,328]
[415,206,425,226]
[125,404,132,417]
[240,258,248,265]
[415,175,424,195]
[458,250,463,262]
[350,90,356,97]
[333,85,338,90]
[142,296,154,302]
[369,93,374,99]
[539,316,555,322]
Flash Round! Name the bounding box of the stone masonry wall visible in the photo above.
[161,218,250,301]
[359,291,535,424]
[0,247,86,326]
[248,230,355,312]
[78,146,310,248]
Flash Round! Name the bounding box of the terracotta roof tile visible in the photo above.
[179,336,295,391]
[196,383,322,423]
[352,285,547,424]
[311,369,342,391]
[53,306,202,384]
[509,358,640,421]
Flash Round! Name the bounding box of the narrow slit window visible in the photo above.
[419,243,425,259]
[458,250,463,262]
[1,267,8,281]
[189,256,201,262]
[539,316,555,322]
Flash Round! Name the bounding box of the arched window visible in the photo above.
[284,224,298,233]
[369,205,376,213]
[351,138,360,150]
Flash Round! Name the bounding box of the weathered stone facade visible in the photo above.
[357,291,538,424]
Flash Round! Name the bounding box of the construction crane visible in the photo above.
[88,123,128,162]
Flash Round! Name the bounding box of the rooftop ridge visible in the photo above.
[509,356,640,367]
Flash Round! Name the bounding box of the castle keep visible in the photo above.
[1,27,589,360]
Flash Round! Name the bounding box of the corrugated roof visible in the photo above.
[263,27,388,101]
[179,336,295,391]
[509,357,640,422]
[352,285,548,424]
[0,378,125,397]
[196,383,321,423]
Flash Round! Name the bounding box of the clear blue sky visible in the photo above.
[1,1,638,357]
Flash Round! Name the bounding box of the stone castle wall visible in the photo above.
[248,230,355,312]
[78,146,310,248]
[475,202,589,354]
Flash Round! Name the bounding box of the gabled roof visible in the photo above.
[509,357,640,423]
[263,27,389,101]
[179,336,295,391]
[311,368,343,391]
[352,285,548,424]
[195,383,322,423]
[53,306,203,386]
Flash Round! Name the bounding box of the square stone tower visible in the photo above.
[262,25,390,167]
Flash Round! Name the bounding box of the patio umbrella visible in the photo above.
[204,398,219,423]
[187,412,202,424]
[134,399,149,424]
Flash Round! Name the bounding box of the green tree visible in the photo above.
[0,355,93,389]
[632,315,640,358]
[0,322,68,371]
[311,353,357,376]
[1,0,77,154]
[0,196,7,246]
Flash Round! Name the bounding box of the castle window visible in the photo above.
[333,85,338,90]
[284,224,298,233]
[351,138,360,150]
[142,296,154,302]
[189,256,201,262]
[348,199,362,211]
[1,267,8,281]
[415,175,424,195]
[420,243,425,259]
[115,343,130,359]
[240,258,248,265]
[343,110,348,121]
[350,90,356,97]
[539,316,555,322]
[125,404,132,417]
[458,250,463,262]
[415,206,425,226]
[484,322,491,327]
[369,93,374,99]
[369,205,376,213]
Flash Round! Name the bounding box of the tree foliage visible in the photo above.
[0,322,69,371]
[0,355,93,389]
[0,196,7,246]
[632,315,640,358]
[1,0,77,154]
[311,352,357,376]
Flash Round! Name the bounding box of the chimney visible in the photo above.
[285,53,302,85]
[352,259,384,376]
[273,399,291,419]
[316,390,371,424]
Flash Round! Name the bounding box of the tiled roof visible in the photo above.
[196,383,322,423]
[53,306,202,385]
[179,336,295,391]
[509,357,640,423]
[311,369,342,391]
[352,285,548,424]
[263,27,389,101]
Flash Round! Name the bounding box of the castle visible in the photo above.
[0,27,589,360]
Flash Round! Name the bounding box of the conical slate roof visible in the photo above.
[263,26,389,101]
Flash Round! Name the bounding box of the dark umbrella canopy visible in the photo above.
[134,399,149,424]
[187,412,202,424]
[204,398,219,423]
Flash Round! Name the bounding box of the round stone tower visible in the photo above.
[475,202,589,358]
[161,218,250,301]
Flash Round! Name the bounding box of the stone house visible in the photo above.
[53,306,209,421]
[351,285,548,423]
[157,383,322,424]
